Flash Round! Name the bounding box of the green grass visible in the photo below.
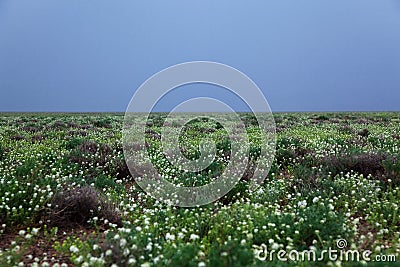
[0,112,399,266]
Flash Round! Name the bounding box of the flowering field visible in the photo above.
[0,112,399,266]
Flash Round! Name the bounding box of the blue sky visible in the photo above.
[0,0,399,112]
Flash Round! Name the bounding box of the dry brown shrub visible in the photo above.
[358,128,370,137]
[321,152,386,177]
[48,186,122,228]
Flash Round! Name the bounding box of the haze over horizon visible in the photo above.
[0,0,399,112]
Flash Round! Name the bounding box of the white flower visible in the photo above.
[166,233,175,241]
[312,197,319,203]
[75,256,83,263]
[297,200,307,208]
[240,239,246,245]
[328,203,334,210]
[19,230,26,236]
[120,238,127,247]
[198,262,206,267]
[105,249,113,256]
[69,245,79,253]
[31,228,39,235]
[123,248,130,256]
[272,243,280,250]
[128,258,137,265]
[153,256,160,264]
[190,234,200,240]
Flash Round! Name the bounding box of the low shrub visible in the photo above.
[48,186,122,228]
[31,134,45,142]
[381,155,400,185]
[320,152,386,177]
[68,140,113,167]
[92,118,112,128]
[0,143,4,160]
[358,128,370,137]
[316,114,329,121]
[65,137,85,149]
[10,134,26,141]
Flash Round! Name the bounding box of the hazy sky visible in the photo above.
[0,0,399,112]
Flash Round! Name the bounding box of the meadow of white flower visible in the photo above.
[0,112,399,266]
